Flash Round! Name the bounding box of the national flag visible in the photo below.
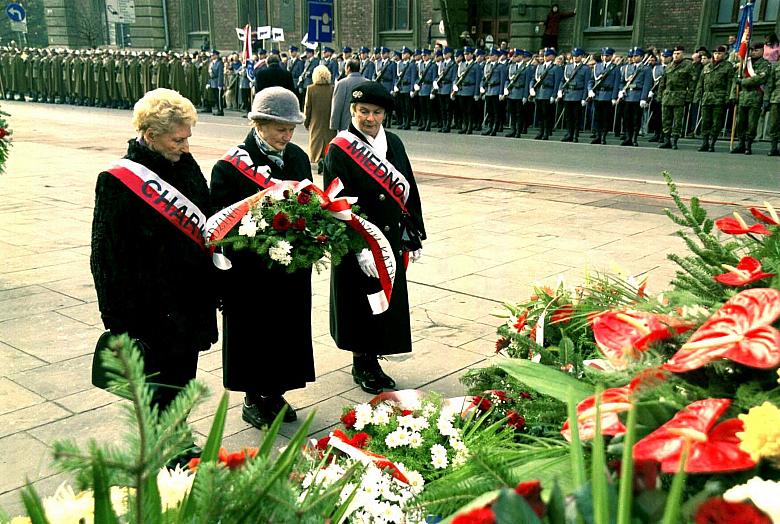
[736,1,755,60]
[241,24,251,62]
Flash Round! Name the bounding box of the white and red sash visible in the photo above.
[329,130,410,213]
[106,158,208,250]
[221,145,276,189]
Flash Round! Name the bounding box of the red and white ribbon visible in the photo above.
[326,429,410,484]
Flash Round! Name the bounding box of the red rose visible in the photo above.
[694,497,771,524]
[507,410,525,430]
[495,337,510,353]
[272,212,290,230]
[292,217,307,230]
[514,480,546,517]
[471,396,492,411]
[341,409,357,429]
[297,191,312,204]
[315,234,328,243]
[0,128,6,139]
[452,507,496,524]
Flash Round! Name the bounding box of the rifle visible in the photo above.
[479,62,499,100]
[529,62,554,100]
[504,62,528,93]
[374,60,391,82]
[557,58,591,102]
[393,61,411,96]
[415,60,437,93]
[431,60,455,95]
[451,60,477,99]
[617,54,653,104]
[296,58,315,90]
[590,61,617,94]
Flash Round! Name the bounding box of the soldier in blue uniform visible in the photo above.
[296,48,317,108]
[618,47,652,146]
[481,49,508,136]
[503,49,531,137]
[359,46,375,81]
[587,47,620,144]
[435,47,457,133]
[416,49,438,131]
[530,47,562,140]
[207,49,224,116]
[454,47,480,134]
[374,47,396,93]
[558,47,590,142]
[393,47,417,130]
[450,49,465,130]
[473,49,487,132]
[320,47,340,84]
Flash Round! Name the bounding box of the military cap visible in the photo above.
[443,46,453,54]
[500,49,508,55]
[512,48,523,55]
[422,49,432,55]
[323,46,334,53]
[304,47,315,54]
[673,45,685,52]
[373,46,381,53]
[270,49,280,55]
[661,48,673,57]
[351,80,394,112]
[475,49,486,56]
[393,49,401,57]
[401,46,412,55]
[634,47,645,56]
[490,48,500,56]
[544,47,557,56]
[211,49,220,55]
[343,46,352,53]
[435,50,443,57]
[414,49,422,55]
[572,47,585,57]
[464,46,474,54]
[359,46,370,53]
[713,45,728,53]
[258,48,267,55]
[289,45,299,52]
[381,47,391,54]
[601,47,615,55]
[455,49,464,57]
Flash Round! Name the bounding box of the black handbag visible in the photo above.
[91,331,146,390]
[400,213,423,252]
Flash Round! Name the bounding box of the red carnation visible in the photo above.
[297,191,312,204]
[271,212,290,230]
[0,128,6,139]
[340,409,357,429]
[315,436,331,450]
[292,217,307,230]
[315,234,328,243]
[348,432,370,449]
[694,497,771,524]
[452,507,496,524]
[507,410,526,430]
[495,337,510,353]
[471,396,492,411]
[514,480,546,517]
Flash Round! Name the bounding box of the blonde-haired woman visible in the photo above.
[91,88,218,411]
[304,64,335,166]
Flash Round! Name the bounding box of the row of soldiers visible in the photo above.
[0,47,219,111]
[289,42,775,155]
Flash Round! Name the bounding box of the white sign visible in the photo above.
[117,0,135,23]
[9,19,26,33]
[257,25,271,40]
[272,27,284,42]
[301,33,318,50]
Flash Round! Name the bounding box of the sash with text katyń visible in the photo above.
[106,158,209,250]
[204,146,397,315]
[329,130,411,213]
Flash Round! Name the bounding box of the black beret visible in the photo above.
[673,45,685,52]
[350,81,394,113]
[714,45,728,53]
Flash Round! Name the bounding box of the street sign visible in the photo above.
[5,3,26,22]
[10,19,26,33]
[117,0,135,23]
[307,0,333,43]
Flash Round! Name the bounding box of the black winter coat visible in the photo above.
[209,131,315,394]
[323,126,426,355]
[254,63,296,94]
[90,139,218,355]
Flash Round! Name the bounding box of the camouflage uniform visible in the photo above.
[693,59,734,151]
[730,56,770,154]
[765,60,780,155]
[658,59,694,148]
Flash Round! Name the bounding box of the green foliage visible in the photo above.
[497,360,593,404]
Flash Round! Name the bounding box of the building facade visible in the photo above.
[7,0,778,54]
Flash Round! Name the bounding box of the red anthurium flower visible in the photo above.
[452,507,496,524]
[749,203,780,226]
[715,212,771,235]
[470,396,493,411]
[663,288,780,373]
[551,304,574,324]
[591,311,694,367]
[714,257,776,286]
[514,480,546,517]
[507,410,526,430]
[633,398,756,473]
[695,497,772,524]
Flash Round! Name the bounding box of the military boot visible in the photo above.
[648,132,661,142]
[698,137,709,152]
[505,121,517,137]
[590,131,601,144]
[632,131,639,146]
[658,134,673,149]
[672,136,679,150]
[601,132,607,145]
[730,138,746,154]
[769,140,779,156]
[709,138,716,152]
[745,139,753,155]
[620,131,633,146]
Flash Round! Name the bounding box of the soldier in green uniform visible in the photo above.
[0,49,9,99]
[72,51,84,105]
[82,50,94,106]
[764,53,780,156]
[40,49,51,102]
[181,53,193,102]
[11,49,27,101]
[128,52,142,103]
[155,52,169,89]
[693,45,734,152]
[730,42,771,155]
[139,51,152,94]
[63,50,74,103]
[117,51,130,109]
[29,49,41,101]
[94,50,106,107]
[198,54,209,110]
[657,46,693,150]
[50,49,64,103]
[169,53,185,97]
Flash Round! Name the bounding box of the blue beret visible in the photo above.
[422,49,432,55]
[544,47,557,56]
[360,46,370,53]
[490,48,501,56]
[289,46,299,52]
[342,47,352,53]
[464,47,474,54]
[572,47,585,57]
[634,47,645,56]
[443,47,453,54]
[475,49,486,56]
[455,49,464,57]
[662,48,673,57]
[601,47,614,55]
[435,50,443,57]
[323,46,334,53]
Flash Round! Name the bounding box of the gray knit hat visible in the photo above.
[248,86,304,124]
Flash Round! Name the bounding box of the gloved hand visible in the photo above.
[433,81,439,91]
[581,99,587,107]
[414,83,421,91]
[529,87,536,98]
[588,89,596,99]
[499,95,505,101]
[648,90,654,98]
[640,100,647,109]
[480,86,486,95]
[409,249,423,262]
[557,90,563,99]
[549,96,555,103]
[393,86,400,93]
[611,99,617,106]
[522,97,528,104]
[430,93,436,100]
[503,87,509,96]
[618,90,626,99]
[356,249,379,278]
[474,95,480,101]
[453,84,459,92]
[410,90,416,98]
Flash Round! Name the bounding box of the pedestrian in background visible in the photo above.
[254,53,295,94]
[541,4,576,50]
[330,58,365,131]
[304,65,336,165]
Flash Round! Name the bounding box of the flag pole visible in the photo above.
[730,62,743,149]
[730,0,753,150]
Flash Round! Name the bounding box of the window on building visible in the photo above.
[183,0,209,31]
[237,0,269,27]
[589,0,635,27]
[382,0,411,30]
[718,0,780,22]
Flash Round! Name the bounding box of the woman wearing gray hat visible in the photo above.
[323,81,426,394]
[209,86,314,428]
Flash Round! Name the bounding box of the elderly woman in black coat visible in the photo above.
[323,81,426,394]
[210,87,314,428]
[90,88,218,410]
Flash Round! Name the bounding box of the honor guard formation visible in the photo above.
[2,38,778,155]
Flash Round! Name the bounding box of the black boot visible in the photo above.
[590,132,601,144]
[242,394,297,429]
[709,138,716,152]
[658,134,672,149]
[672,137,679,150]
[505,122,517,137]
[731,138,746,154]
[560,133,573,142]
[632,131,639,146]
[620,133,633,146]
[769,140,780,156]
[533,132,544,140]
[745,139,753,155]
[352,355,396,394]
[698,137,709,152]
[601,132,607,145]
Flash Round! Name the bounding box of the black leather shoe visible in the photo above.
[352,356,396,393]
[242,395,296,429]
[352,366,384,394]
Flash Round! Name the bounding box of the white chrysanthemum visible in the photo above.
[430,443,447,458]
[396,414,413,428]
[354,403,373,430]
[449,436,467,452]
[409,416,429,432]
[408,432,423,449]
[238,213,258,237]
[157,465,194,511]
[724,476,780,523]
[436,415,457,438]
[453,450,469,467]
[404,397,423,411]
[385,428,410,448]
[404,470,425,495]
[422,402,437,418]
[268,240,294,265]
[431,453,449,469]
[257,217,268,231]
[373,404,392,426]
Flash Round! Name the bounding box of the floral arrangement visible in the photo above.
[0,107,12,174]
[215,183,365,273]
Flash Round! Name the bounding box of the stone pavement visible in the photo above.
[1,102,779,515]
